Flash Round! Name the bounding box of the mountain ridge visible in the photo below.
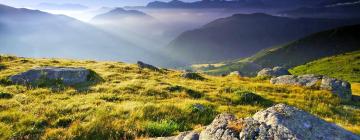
[203,24,360,76]
[166,13,360,65]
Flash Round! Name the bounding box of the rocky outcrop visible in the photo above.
[182,72,205,80]
[270,75,352,101]
[321,77,352,101]
[155,104,360,140]
[10,67,91,86]
[270,74,322,87]
[137,61,160,71]
[257,67,290,77]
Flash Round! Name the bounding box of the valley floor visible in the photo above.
[0,55,359,139]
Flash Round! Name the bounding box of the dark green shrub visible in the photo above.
[232,91,273,107]
[188,103,217,124]
[166,85,202,98]
[0,92,13,99]
[0,64,6,70]
[182,73,205,80]
[100,95,122,102]
[185,89,202,99]
[55,117,73,128]
[144,120,179,137]
[166,85,184,92]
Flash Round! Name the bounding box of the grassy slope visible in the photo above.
[290,51,360,83]
[204,24,360,76]
[0,55,359,139]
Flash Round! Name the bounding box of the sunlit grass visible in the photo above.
[0,55,359,139]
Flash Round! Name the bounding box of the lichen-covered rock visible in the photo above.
[154,104,360,140]
[270,74,322,87]
[257,67,290,77]
[199,113,239,140]
[270,75,352,101]
[249,104,360,140]
[137,61,160,71]
[182,72,205,80]
[10,67,91,86]
[321,77,352,101]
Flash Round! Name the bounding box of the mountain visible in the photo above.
[203,24,360,76]
[166,13,360,64]
[0,4,164,63]
[146,0,326,9]
[280,0,360,18]
[92,8,152,21]
[36,3,88,10]
[290,50,360,83]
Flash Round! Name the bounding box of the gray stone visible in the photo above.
[321,77,352,101]
[199,113,239,140]
[182,72,204,80]
[137,61,160,71]
[270,74,322,87]
[183,132,199,140]
[249,104,360,140]
[154,104,360,140]
[257,66,290,77]
[271,75,352,101]
[10,67,91,86]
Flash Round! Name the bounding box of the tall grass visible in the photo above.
[0,55,359,139]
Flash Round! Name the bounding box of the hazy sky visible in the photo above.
[0,0,198,8]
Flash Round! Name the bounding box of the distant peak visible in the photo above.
[232,13,273,18]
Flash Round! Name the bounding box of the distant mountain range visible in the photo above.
[280,0,360,18]
[36,3,88,10]
[203,24,360,76]
[166,13,360,64]
[0,4,163,63]
[92,8,152,21]
[146,0,333,9]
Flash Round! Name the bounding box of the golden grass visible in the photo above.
[0,55,359,139]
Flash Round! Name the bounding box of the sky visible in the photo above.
[0,0,198,8]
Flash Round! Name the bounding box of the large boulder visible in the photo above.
[10,67,91,86]
[270,74,322,87]
[137,61,160,71]
[270,75,352,101]
[321,77,352,101]
[155,104,360,140]
[257,67,290,77]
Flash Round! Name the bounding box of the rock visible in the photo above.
[321,77,352,101]
[10,67,91,86]
[183,132,200,140]
[154,104,360,140]
[270,74,322,87]
[151,131,199,140]
[182,72,204,80]
[229,71,242,76]
[137,61,160,71]
[247,104,360,140]
[199,113,239,140]
[192,104,206,112]
[257,66,290,77]
[270,75,352,101]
